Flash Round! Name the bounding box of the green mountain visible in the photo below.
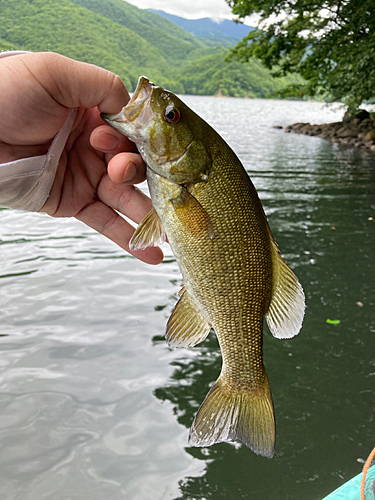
[70,0,204,62]
[0,0,300,97]
[0,0,194,90]
[179,51,300,98]
[148,9,254,48]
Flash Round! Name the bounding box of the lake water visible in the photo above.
[0,96,374,500]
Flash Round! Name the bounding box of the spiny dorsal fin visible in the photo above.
[265,229,305,339]
[166,289,211,348]
[188,375,275,458]
[129,207,166,251]
[171,187,214,239]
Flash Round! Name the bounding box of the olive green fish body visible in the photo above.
[151,138,272,370]
[148,133,276,455]
[102,77,305,457]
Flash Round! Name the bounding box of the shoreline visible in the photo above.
[284,109,375,152]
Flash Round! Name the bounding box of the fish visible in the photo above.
[102,77,305,458]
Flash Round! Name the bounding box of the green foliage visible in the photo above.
[179,51,300,98]
[0,0,301,98]
[0,39,22,52]
[0,0,169,89]
[70,0,204,62]
[226,0,375,110]
[198,35,242,48]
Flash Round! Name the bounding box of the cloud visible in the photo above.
[126,0,234,20]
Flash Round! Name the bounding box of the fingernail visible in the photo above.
[98,132,120,151]
[123,161,137,182]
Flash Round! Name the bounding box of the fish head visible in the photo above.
[102,76,211,185]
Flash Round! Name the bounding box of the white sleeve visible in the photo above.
[0,51,77,212]
[0,108,77,211]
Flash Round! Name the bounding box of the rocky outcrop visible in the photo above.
[285,110,375,151]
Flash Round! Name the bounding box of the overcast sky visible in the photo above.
[125,0,254,24]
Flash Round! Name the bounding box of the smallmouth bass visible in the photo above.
[102,77,305,458]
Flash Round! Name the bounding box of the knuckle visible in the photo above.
[109,74,127,99]
[118,185,138,213]
[101,212,119,236]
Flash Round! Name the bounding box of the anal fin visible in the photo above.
[166,289,211,348]
[129,207,166,251]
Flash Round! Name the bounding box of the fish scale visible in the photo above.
[102,76,305,458]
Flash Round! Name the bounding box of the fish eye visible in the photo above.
[163,105,180,124]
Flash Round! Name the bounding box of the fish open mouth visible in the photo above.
[124,76,154,122]
[128,76,153,107]
[101,76,154,127]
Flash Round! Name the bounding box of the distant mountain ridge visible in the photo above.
[148,9,254,45]
[0,0,299,98]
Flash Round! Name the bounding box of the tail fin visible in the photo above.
[188,376,275,458]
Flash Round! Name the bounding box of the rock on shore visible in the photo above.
[285,109,375,151]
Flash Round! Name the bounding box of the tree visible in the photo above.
[226,0,375,110]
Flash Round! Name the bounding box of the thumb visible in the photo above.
[27,52,130,114]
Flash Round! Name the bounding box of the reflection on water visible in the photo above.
[0,97,374,500]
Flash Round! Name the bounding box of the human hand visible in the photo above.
[0,52,163,264]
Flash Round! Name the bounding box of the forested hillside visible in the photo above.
[0,0,301,97]
[148,9,253,48]
[179,51,299,98]
[0,0,194,90]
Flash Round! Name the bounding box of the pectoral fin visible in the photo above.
[129,207,166,250]
[265,230,305,339]
[166,289,211,348]
[171,187,214,239]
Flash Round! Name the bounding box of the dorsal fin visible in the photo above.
[265,229,305,339]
